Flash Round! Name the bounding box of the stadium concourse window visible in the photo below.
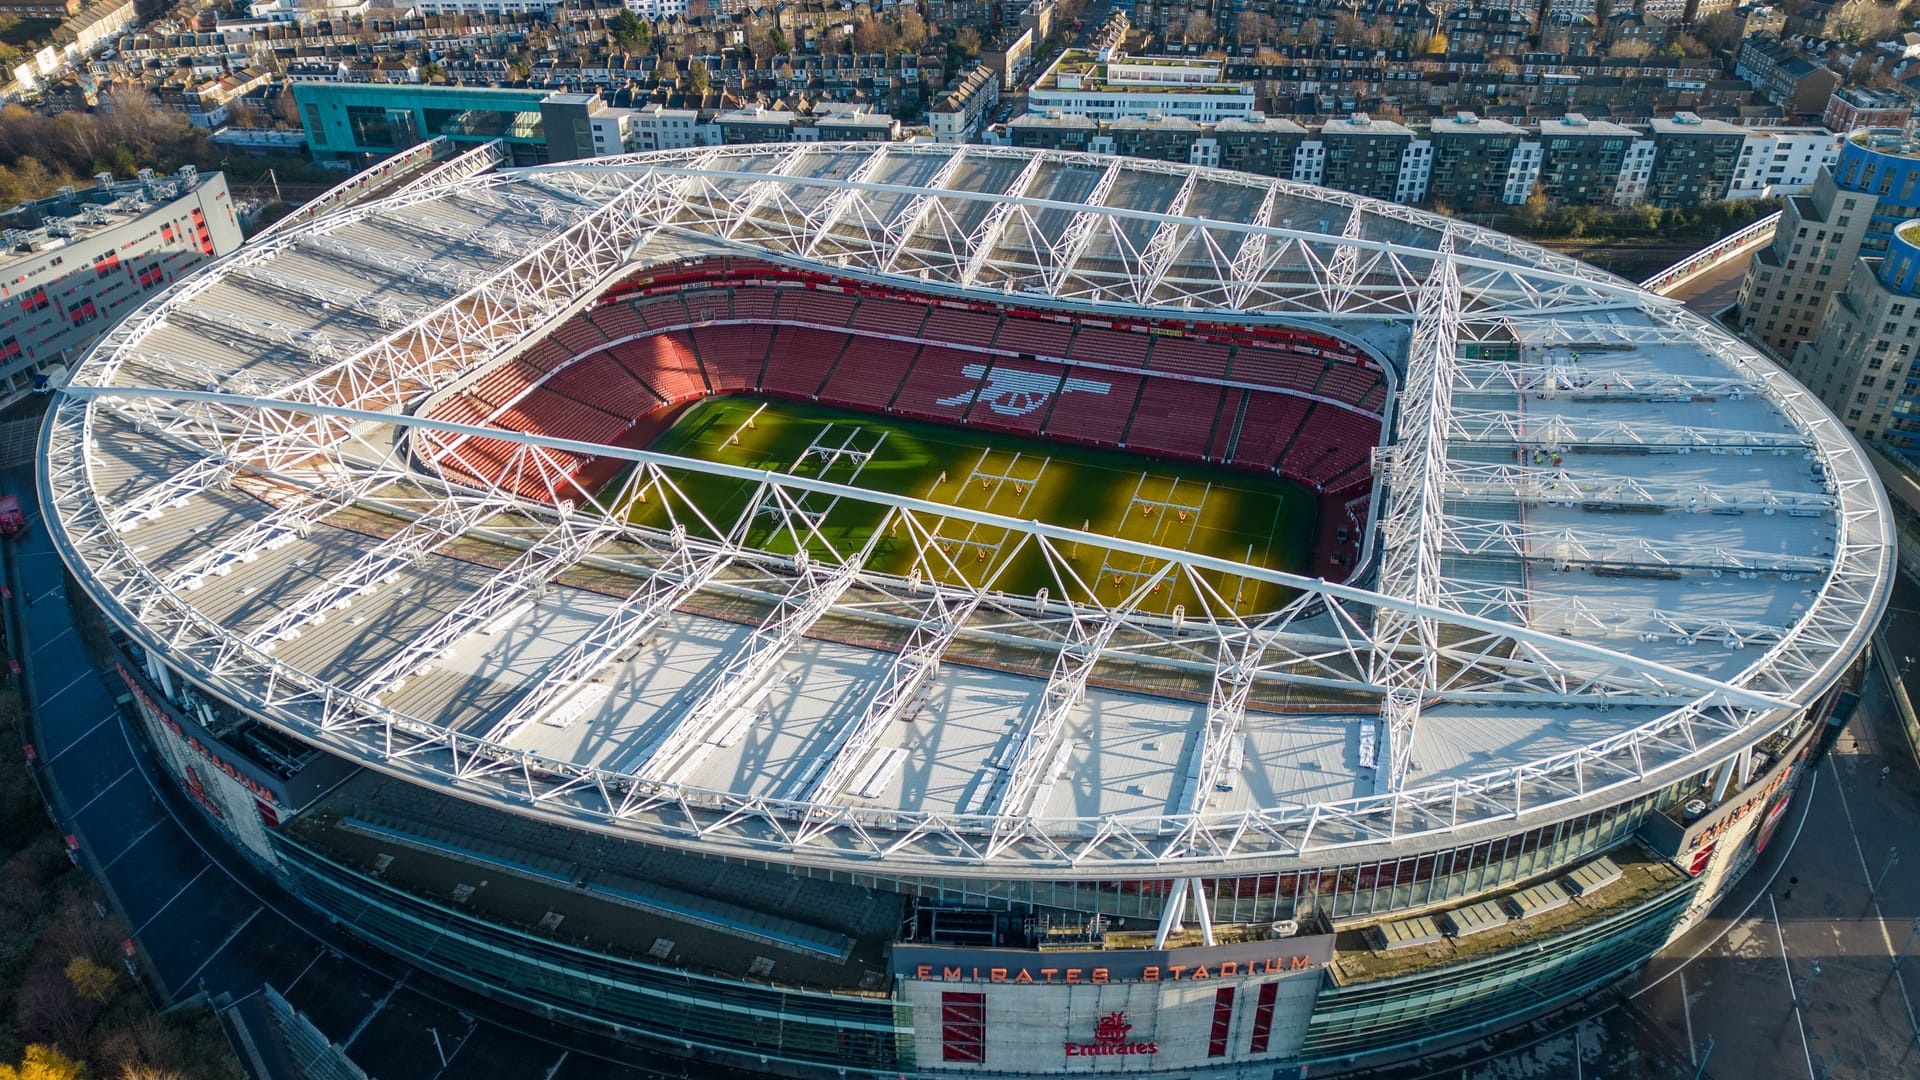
[1300,884,1696,1059]
[272,839,911,1070]
[941,992,988,1063]
[882,784,1689,926]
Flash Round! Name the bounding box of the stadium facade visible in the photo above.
[39,143,1893,1077]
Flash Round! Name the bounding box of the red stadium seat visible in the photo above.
[427,261,1388,517]
[1126,377,1219,460]
[761,327,847,398]
[1044,369,1140,447]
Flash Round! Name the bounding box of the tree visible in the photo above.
[686,58,710,96]
[954,25,981,57]
[1693,12,1739,53]
[897,7,928,50]
[0,1045,85,1080]
[66,954,118,1003]
[609,8,650,51]
[1185,12,1215,42]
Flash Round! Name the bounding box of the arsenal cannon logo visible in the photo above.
[1066,1011,1157,1057]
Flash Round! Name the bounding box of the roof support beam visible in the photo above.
[1447,408,1813,451]
[792,586,984,805]
[1438,460,1836,513]
[232,266,430,329]
[983,560,1171,822]
[800,145,893,259]
[721,145,815,240]
[1134,171,1199,304]
[1439,514,1831,575]
[247,492,515,652]
[1371,249,1460,788]
[957,154,1049,290]
[631,520,889,786]
[352,514,619,705]
[879,148,971,274]
[1045,160,1124,293]
[1322,203,1368,313]
[483,543,734,745]
[1174,629,1262,818]
[1225,186,1281,309]
[162,478,371,595]
[1453,360,1763,397]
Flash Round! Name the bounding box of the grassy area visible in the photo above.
[622,395,1316,615]
[0,17,58,49]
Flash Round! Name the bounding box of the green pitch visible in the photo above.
[619,396,1316,615]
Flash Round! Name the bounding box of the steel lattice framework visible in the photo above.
[39,144,1894,879]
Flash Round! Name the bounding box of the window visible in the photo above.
[1208,987,1236,1057]
[1248,981,1280,1054]
[940,992,987,1063]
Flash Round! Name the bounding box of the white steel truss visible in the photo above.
[352,513,622,706]
[483,541,735,746]
[1371,250,1459,787]
[46,387,1877,874]
[632,523,886,788]
[38,145,1896,878]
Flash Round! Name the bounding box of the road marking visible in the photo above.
[1681,969,1695,1065]
[41,710,118,765]
[174,907,263,996]
[1768,893,1817,1080]
[68,767,133,816]
[134,865,210,935]
[343,971,409,1050]
[282,948,327,997]
[30,626,72,655]
[1824,752,1920,1060]
[100,820,162,871]
[38,668,96,709]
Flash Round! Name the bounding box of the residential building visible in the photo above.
[1735,3,1787,39]
[160,68,275,128]
[1825,86,1914,134]
[1005,110,1101,153]
[52,0,138,63]
[929,65,999,144]
[1728,127,1843,200]
[1426,112,1527,212]
[814,105,899,142]
[715,105,799,144]
[1027,51,1257,124]
[624,0,690,18]
[1615,136,1660,206]
[1830,130,1920,255]
[1535,114,1638,207]
[1735,169,1876,356]
[0,0,78,17]
[1788,224,1920,452]
[621,104,711,151]
[1644,113,1743,208]
[0,169,241,405]
[1212,116,1310,178]
[1734,39,1840,120]
[1317,115,1416,203]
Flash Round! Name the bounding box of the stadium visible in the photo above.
[39,143,1894,1077]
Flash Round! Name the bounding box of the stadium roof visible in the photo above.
[41,142,1894,878]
